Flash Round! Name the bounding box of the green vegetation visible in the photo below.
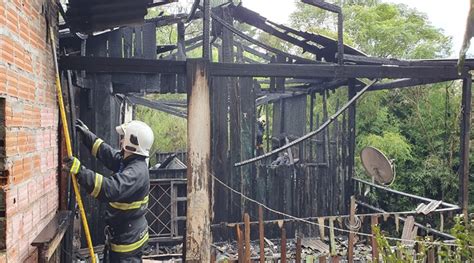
[373,217,474,262]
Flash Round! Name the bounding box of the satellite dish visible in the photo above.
[360,146,395,185]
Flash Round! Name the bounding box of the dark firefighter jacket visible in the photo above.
[76,130,150,254]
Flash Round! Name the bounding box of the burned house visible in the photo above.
[0,0,471,262]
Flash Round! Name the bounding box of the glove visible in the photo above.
[62,156,82,175]
[75,119,89,135]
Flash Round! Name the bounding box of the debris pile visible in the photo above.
[213,236,374,261]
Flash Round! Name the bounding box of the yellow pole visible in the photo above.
[50,28,96,263]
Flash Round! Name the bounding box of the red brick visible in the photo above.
[0,4,5,28]
[0,66,6,93]
[11,159,23,183]
[5,188,17,217]
[5,6,18,34]
[16,184,27,210]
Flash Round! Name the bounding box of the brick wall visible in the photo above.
[0,0,59,262]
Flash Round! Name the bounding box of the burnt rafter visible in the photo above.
[210,10,320,64]
[230,5,323,57]
[229,4,362,62]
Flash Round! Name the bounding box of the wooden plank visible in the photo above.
[134,26,143,58]
[348,196,355,263]
[122,27,133,58]
[329,218,336,256]
[371,215,379,262]
[236,224,244,263]
[202,0,210,59]
[318,217,325,240]
[240,76,255,213]
[347,80,357,201]
[212,46,230,224]
[177,22,186,92]
[142,23,156,59]
[281,226,287,263]
[244,213,251,262]
[229,74,241,220]
[185,59,212,262]
[460,77,472,222]
[296,237,302,263]
[427,236,435,263]
[259,206,265,263]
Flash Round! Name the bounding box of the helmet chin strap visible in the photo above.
[123,150,134,159]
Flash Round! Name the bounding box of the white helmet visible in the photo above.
[115,120,154,157]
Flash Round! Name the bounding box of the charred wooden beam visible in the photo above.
[145,13,188,27]
[59,56,186,74]
[126,95,187,118]
[344,54,411,66]
[60,57,471,79]
[369,78,456,90]
[302,0,341,13]
[157,45,177,55]
[209,63,470,79]
[346,55,474,67]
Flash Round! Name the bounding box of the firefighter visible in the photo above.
[63,119,154,262]
[256,115,266,156]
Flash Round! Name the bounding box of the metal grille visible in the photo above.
[146,179,187,240]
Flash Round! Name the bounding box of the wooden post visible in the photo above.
[210,249,216,263]
[259,206,265,263]
[371,215,379,262]
[237,224,244,263]
[329,218,336,256]
[427,236,435,263]
[348,196,356,263]
[459,76,472,222]
[347,80,357,200]
[281,226,287,263]
[244,213,251,263]
[296,236,302,263]
[202,0,210,59]
[185,59,212,262]
[318,217,325,240]
[319,256,327,263]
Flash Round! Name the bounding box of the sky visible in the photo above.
[241,0,471,57]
